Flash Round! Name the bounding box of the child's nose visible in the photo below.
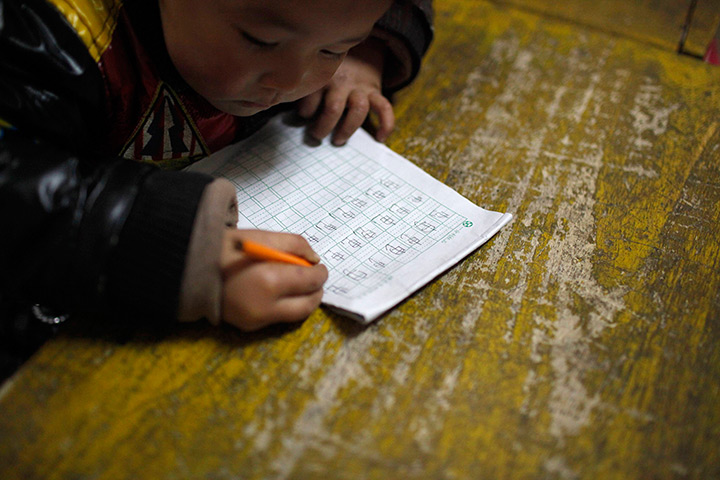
[259,60,307,93]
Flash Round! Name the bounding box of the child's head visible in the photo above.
[160,0,393,117]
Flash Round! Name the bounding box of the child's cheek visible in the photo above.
[173,52,243,100]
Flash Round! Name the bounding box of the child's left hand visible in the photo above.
[297,38,395,146]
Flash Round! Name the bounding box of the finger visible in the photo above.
[271,288,325,323]
[309,90,348,141]
[225,246,327,296]
[297,90,324,119]
[265,262,328,297]
[224,290,321,331]
[221,229,254,271]
[331,90,370,146]
[233,230,321,264]
[369,92,395,142]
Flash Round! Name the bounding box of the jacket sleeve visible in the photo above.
[0,0,218,322]
[372,0,434,93]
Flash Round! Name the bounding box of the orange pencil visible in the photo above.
[236,239,313,267]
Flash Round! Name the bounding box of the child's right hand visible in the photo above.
[220,229,328,331]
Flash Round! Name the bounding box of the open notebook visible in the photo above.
[187,116,512,323]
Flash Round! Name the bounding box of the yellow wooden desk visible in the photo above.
[1,1,719,478]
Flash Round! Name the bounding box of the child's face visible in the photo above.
[160,0,392,116]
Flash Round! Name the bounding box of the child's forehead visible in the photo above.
[219,0,390,33]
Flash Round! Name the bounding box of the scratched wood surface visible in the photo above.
[1,1,719,479]
[492,0,720,55]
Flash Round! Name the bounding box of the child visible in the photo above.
[0,0,433,331]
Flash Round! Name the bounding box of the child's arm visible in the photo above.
[0,127,215,321]
[297,0,434,146]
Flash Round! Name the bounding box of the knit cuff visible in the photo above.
[373,0,434,93]
[370,27,414,91]
[107,170,213,321]
[177,178,238,324]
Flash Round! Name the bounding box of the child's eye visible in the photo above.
[241,31,278,48]
[321,49,346,59]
